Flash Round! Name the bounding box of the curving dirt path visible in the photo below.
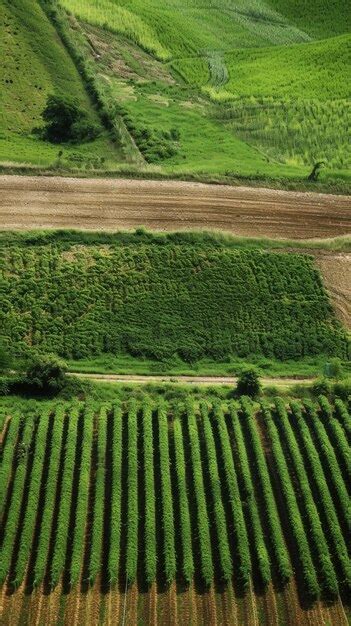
[0,175,350,239]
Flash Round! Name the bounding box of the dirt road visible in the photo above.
[70,372,313,387]
[1,175,350,239]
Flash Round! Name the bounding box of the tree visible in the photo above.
[41,95,99,144]
[236,367,261,398]
[0,339,11,374]
[25,353,67,392]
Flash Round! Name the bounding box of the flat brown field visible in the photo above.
[0,175,350,239]
[0,580,349,626]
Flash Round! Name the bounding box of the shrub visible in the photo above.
[311,377,332,397]
[236,367,261,398]
[25,353,67,393]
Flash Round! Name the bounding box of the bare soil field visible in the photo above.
[0,175,350,239]
[0,581,349,626]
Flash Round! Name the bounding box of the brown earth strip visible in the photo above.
[0,175,350,240]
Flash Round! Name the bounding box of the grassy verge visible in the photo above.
[66,354,351,379]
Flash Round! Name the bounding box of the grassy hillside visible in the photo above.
[0,0,349,184]
[0,395,350,600]
[0,0,121,167]
[267,0,350,39]
[0,232,347,363]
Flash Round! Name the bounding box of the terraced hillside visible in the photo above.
[0,394,350,625]
[0,232,348,365]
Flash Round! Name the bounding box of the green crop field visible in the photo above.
[0,394,350,599]
[0,232,348,367]
[0,0,349,186]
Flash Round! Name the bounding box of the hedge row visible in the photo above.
[0,415,35,584]
[34,405,66,586]
[318,396,351,483]
[143,400,157,585]
[201,403,232,582]
[0,412,21,517]
[158,401,176,584]
[50,405,79,587]
[304,400,350,530]
[292,402,351,588]
[187,401,214,586]
[334,398,351,441]
[13,407,51,587]
[89,404,109,584]
[172,418,194,584]
[126,400,138,585]
[240,397,291,583]
[108,403,123,585]
[275,399,338,596]
[229,404,270,586]
[214,402,251,587]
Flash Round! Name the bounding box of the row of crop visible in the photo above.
[262,401,319,599]
[334,398,351,440]
[318,396,351,483]
[13,406,52,587]
[0,412,21,518]
[304,400,350,530]
[108,404,123,585]
[34,405,66,586]
[172,418,194,584]
[143,400,157,585]
[228,404,270,586]
[158,401,176,584]
[200,402,232,582]
[274,399,338,596]
[213,403,251,588]
[0,415,36,584]
[50,405,80,587]
[126,400,138,584]
[290,401,351,588]
[88,404,109,584]
[187,401,214,586]
[240,397,291,583]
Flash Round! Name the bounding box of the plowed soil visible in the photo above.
[0,175,350,239]
[0,581,349,626]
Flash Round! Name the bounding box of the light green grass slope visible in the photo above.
[61,0,312,60]
[0,0,120,167]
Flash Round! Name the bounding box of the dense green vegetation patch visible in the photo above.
[0,395,349,594]
[0,235,347,364]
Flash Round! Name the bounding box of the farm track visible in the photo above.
[0,175,350,240]
[69,373,315,387]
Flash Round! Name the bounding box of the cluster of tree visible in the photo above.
[39,95,100,144]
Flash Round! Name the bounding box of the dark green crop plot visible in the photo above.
[0,236,347,364]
